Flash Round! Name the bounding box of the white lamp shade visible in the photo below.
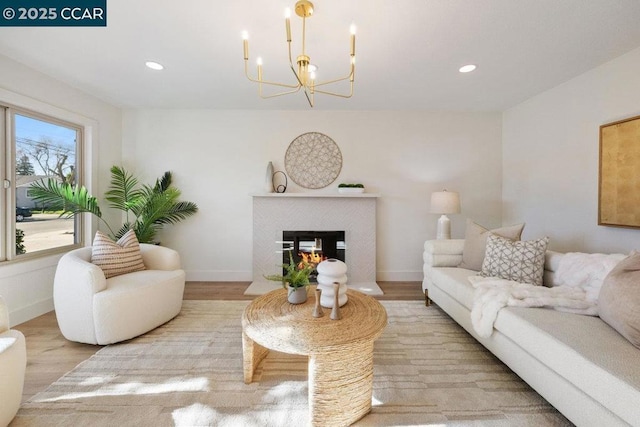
[430,191,460,214]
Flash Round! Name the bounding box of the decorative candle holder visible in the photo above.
[330,282,342,320]
[316,258,348,308]
[312,288,324,318]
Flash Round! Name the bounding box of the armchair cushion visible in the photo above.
[91,230,145,278]
[0,296,27,427]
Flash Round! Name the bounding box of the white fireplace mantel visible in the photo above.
[251,193,379,290]
[252,193,380,198]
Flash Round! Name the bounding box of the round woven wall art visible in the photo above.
[285,132,342,189]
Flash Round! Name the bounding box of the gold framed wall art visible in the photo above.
[599,114,640,228]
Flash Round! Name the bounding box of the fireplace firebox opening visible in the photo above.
[281,231,346,282]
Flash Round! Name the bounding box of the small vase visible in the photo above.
[265,162,274,193]
[287,285,308,304]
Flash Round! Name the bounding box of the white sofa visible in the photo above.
[423,239,640,427]
[54,244,185,345]
[0,296,26,427]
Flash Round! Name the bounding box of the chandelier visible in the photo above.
[242,0,356,107]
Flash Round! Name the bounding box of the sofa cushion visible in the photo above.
[459,220,525,271]
[494,307,640,425]
[480,235,549,286]
[91,230,146,279]
[599,252,640,349]
[429,267,477,310]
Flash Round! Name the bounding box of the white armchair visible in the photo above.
[0,296,26,427]
[54,244,186,345]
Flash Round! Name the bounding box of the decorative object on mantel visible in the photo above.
[430,190,461,240]
[241,0,356,108]
[330,282,342,320]
[272,170,288,193]
[599,114,640,228]
[338,183,365,194]
[317,258,348,308]
[312,288,324,318]
[285,132,342,189]
[264,251,313,304]
[264,161,274,193]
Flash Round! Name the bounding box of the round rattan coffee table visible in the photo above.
[242,287,387,427]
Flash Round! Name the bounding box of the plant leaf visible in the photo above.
[29,179,102,218]
[105,165,144,212]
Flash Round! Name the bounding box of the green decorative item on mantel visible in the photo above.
[338,183,365,194]
[28,166,198,244]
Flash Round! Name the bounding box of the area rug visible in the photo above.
[244,281,384,296]
[14,301,572,426]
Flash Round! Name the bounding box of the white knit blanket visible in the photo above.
[469,252,626,338]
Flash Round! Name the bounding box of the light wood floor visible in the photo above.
[17,281,423,404]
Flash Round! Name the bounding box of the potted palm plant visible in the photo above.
[28,166,198,243]
[264,251,314,304]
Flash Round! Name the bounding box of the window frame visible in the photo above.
[0,91,97,265]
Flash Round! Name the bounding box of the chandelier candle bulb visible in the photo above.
[285,9,292,41]
[242,32,249,60]
[350,24,356,57]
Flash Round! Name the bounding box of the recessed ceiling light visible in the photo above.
[459,64,477,73]
[145,61,164,71]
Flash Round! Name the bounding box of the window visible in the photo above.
[2,107,83,261]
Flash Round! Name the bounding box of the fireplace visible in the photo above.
[282,231,345,282]
[251,194,380,293]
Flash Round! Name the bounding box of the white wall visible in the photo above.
[0,55,122,325]
[122,110,502,282]
[503,47,640,253]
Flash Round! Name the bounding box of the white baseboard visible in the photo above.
[12,297,54,327]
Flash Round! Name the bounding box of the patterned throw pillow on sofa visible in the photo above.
[91,230,146,279]
[480,234,549,286]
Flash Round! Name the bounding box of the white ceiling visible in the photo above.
[1,0,640,111]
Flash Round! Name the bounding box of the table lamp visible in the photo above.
[430,190,460,240]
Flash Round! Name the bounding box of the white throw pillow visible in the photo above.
[599,252,640,349]
[91,230,146,279]
[480,234,549,286]
[459,219,525,271]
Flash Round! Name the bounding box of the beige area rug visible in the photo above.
[14,301,572,426]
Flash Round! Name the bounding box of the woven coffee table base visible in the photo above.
[242,287,387,427]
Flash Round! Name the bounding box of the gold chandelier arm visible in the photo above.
[312,81,354,98]
[244,60,300,89]
[303,87,314,107]
[258,86,303,99]
[313,65,354,88]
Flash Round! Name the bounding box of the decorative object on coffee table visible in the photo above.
[330,282,342,320]
[316,258,348,308]
[312,288,324,318]
[242,287,387,426]
[264,251,313,304]
[285,132,342,189]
